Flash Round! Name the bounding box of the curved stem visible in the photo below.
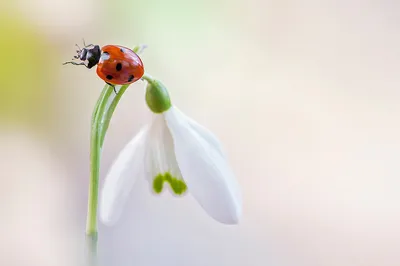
[86,45,148,239]
[87,84,114,237]
[85,46,149,266]
[86,83,134,237]
[99,84,129,147]
[141,72,154,84]
[99,72,155,147]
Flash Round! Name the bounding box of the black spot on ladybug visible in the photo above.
[106,75,113,80]
[116,63,122,71]
[128,75,134,82]
[120,48,124,53]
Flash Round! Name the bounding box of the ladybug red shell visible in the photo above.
[64,43,144,87]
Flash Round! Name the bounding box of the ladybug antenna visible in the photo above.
[75,43,81,52]
[82,38,94,48]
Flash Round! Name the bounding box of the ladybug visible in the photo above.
[64,41,144,92]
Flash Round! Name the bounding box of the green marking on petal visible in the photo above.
[152,172,187,195]
[152,174,164,194]
[170,179,187,195]
[164,172,172,182]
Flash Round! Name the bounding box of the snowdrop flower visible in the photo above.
[100,78,242,225]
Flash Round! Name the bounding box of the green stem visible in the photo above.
[86,44,147,239]
[141,73,154,83]
[86,83,132,239]
[87,84,114,237]
[85,45,148,266]
[99,84,129,147]
[87,83,134,235]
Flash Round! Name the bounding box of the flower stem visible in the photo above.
[141,73,154,83]
[86,83,133,237]
[86,44,147,239]
[87,84,131,235]
[86,45,148,266]
[99,84,129,147]
[87,84,114,237]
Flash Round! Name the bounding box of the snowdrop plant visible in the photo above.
[85,46,242,264]
[100,75,242,226]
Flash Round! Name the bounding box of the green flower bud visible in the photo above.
[145,79,172,113]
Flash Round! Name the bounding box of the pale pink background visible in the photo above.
[1,1,399,266]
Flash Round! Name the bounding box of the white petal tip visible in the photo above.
[229,211,241,225]
[216,217,240,225]
[99,207,117,227]
[221,218,240,225]
[100,217,114,227]
[165,106,243,226]
[212,203,242,225]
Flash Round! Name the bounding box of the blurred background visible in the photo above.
[1,0,400,265]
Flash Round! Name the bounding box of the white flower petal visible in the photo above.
[144,114,186,195]
[171,107,226,157]
[100,126,148,226]
[165,106,242,224]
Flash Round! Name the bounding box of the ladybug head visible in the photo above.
[77,45,101,69]
[83,45,101,69]
[63,43,101,69]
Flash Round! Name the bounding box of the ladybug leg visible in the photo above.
[106,82,118,94]
[62,61,88,68]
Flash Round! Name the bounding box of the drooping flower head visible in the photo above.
[100,77,242,225]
